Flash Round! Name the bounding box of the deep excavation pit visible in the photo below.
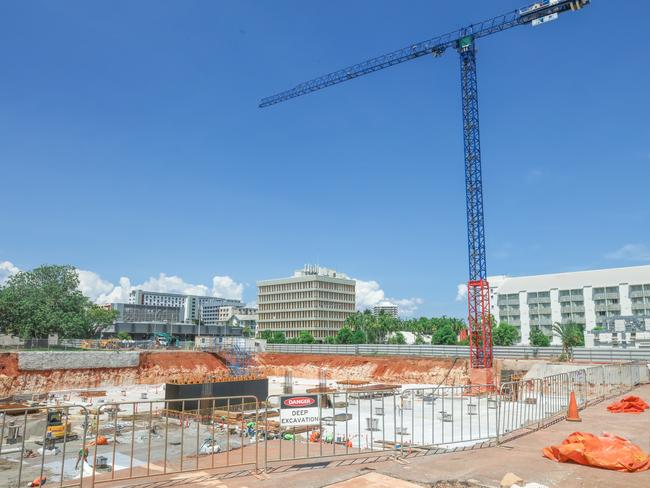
[0,350,547,397]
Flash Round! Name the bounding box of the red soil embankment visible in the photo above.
[255,353,470,385]
[0,352,228,396]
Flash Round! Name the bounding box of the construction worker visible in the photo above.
[75,446,89,470]
[246,421,255,437]
[27,476,46,486]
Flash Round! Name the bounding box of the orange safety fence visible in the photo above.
[543,432,650,472]
[607,396,650,414]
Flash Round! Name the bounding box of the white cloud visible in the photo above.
[354,278,423,317]
[456,283,467,301]
[77,270,115,301]
[391,297,424,316]
[355,279,386,309]
[95,277,133,305]
[605,243,650,262]
[137,273,211,296]
[0,261,247,304]
[0,261,20,285]
[96,273,246,304]
[211,276,244,300]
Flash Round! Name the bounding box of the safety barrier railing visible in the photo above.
[497,372,573,440]
[88,395,260,485]
[0,404,90,488]
[1,362,647,485]
[264,343,650,361]
[263,389,401,471]
[399,384,498,449]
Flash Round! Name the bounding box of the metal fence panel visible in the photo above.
[0,404,91,488]
[2,363,648,485]
[265,344,650,361]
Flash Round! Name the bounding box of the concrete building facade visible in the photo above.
[201,305,257,325]
[111,303,182,323]
[257,265,356,340]
[129,290,242,323]
[373,304,398,318]
[489,265,650,345]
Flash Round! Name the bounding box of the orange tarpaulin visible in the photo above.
[543,432,650,472]
[607,396,649,414]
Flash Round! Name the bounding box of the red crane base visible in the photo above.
[467,279,492,369]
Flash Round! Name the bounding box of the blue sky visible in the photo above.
[1,1,649,317]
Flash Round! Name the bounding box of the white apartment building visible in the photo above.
[257,265,356,340]
[129,290,242,323]
[373,304,398,318]
[489,265,650,345]
[201,304,257,326]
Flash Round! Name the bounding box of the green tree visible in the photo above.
[242,325,253,338]
[350,329,366,344]
[324,336,336,344]
[387,331,406,344]
[297,330,315,344]
[431,324,457,345]
[258,330,273,341]
[259,330,286,343]
[271,331,287,344]
[414,334,427,345]
[529,327,551,347]
[344,310,382,343]
[116,331,132,341]
[0,265,116,339]
[552,322,584,359]
[81,305,118,338]
[492,322,520,346]
[334,326,354,344]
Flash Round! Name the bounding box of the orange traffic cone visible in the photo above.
[566,390,581,422]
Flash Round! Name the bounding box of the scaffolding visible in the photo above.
[218,343,254,377]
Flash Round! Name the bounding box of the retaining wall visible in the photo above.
[17,351,140,370]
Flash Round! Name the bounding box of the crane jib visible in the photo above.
[259,0,591,369]
[259,0,589,108]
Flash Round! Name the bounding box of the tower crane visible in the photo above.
[260,0,590,369]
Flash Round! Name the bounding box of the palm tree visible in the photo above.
[552,322,584,360]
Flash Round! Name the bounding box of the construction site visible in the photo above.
[1,0,649,487]
[0,347,648,487]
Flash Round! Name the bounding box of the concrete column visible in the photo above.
[619,283,632,316]
[584,286,596,331]
[550,289,561,345]
[519,291,530,345]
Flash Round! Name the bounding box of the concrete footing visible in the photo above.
[469,367,495,388]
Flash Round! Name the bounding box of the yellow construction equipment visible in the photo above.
[99,338,120,349]
[45,410,78,442]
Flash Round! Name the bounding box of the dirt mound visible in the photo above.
[0,351,228,396]
[255,353,470,385]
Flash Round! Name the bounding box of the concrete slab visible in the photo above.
[85,384,650,488]
[326,472,421,487]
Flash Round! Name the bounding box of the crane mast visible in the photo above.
[260,0,590,369]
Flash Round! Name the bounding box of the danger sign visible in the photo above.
[279,394,320,427]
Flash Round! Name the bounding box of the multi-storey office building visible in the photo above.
[373,304,398,318]
[200,305,257,325]
[111,303,182,323]
[257,265,356,340]
[129,290,242,323]
[489,265,650,344]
